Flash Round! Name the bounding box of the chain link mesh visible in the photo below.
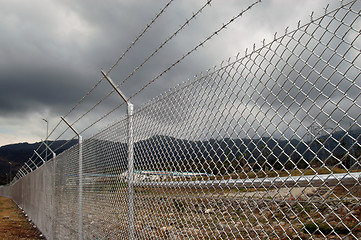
[127,3,361,238]
[80,117,129,239]
[1,1,361,239]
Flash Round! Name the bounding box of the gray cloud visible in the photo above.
[0,0,345,145]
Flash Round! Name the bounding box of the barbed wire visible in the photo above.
[39,120,75,154]
[129,0,262,100]
[118,0,213,87]
[13,0,355,182]
[73,0,263,136]
[53,135,78,153]
[61,0,358,152]
[57,0,214,135]
[45,0,262,143]
[79,102,126,136]
[132,0,358,114]
[29,1,177,156]
[61,0,176,121]
[108,0,177,75]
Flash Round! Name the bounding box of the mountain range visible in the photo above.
[0,140,77,184]
[1,128,360,184]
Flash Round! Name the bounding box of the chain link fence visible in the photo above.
[1,1,361,239]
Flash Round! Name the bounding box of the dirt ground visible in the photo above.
[0,196,44,240]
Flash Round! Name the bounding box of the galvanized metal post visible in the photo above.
[33,150,46,164]
[101,70,135,239]
[42,140,56,240]
[34,151,46,164]
[8,162,12,184]
[61,117,83,240]
[78,135,83,240]
[22,178,24,210]
[127,102,135,239]
[23,165,30,174]
[42,118,49,161]
[29,157,39,169]
[19,169,26,177]
[24,162,32,172]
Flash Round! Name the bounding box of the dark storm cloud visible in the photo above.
[0,0,345,145]
[0,0,215,117]
[125,0,361,142]
[0,68,89,115]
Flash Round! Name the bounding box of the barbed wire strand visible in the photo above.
[14,0,350,181]
[79,103,126,136]
[85,0,356,138]
[129,0,262,100]
[54,0,357,150]
[53,135,78,153]
[62,0,176,120]
[34,1,177,155]
[74,0,262,136]
[109,0,177,75]
[63,0,214,130]
[19,0,179,165]
[118,0,213,87]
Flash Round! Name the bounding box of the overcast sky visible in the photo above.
[0,0,343,146]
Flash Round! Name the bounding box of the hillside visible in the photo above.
[0,140,77,184]
[133,129,361,174]
[1,128,360,184]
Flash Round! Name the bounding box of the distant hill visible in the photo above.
[0,140,77,184]
[1,128,360,185]
[79,129,361,175]
[132,129,361,174]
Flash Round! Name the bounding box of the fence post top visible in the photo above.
[101,70,132,106]
[61,116,81,137]
[42,140,56,158]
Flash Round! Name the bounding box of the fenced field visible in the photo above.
[1,1,361,239]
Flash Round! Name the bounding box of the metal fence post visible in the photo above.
[33,151,46,165]
[5,3,361,239]
[20,166,29,176]
[28,157,39,169]
[101,70,135,239]
[61,117,83,240]
[78,135,83,239]
[127,102,135,239]
[24,163,32,172]
[33,151,46,164]
[42,140,56,240]
[19,169,27,177]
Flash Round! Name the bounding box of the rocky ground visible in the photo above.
[46,178,361,239]
[55,184,360,239]
[127,185,361,239]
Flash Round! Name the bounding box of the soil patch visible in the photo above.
[0,196,44,240]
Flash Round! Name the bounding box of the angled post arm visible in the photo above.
[61,116,83,240]
[101,70,135,240]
